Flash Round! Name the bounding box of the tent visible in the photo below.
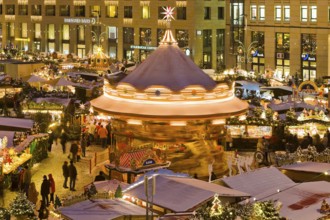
[84,179,129,193]
[45,77,76,87]
[22,75,47,83]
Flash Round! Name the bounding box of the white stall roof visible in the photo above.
[0,117,34,130]
[281,162,330,174]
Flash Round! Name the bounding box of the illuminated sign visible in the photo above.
[64,18,96,24]
[130,45,157,50]
[301,53,316,61]
[143,159,156,166]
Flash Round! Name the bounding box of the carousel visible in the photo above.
[90,12,248,179]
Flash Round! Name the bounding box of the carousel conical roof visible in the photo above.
[120,44,216,92]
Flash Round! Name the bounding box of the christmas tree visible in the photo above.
[210,193,222,216]
[0,207,10,220]
[9,193,36,219]
[114,185,123,198]
[253,200,280,220]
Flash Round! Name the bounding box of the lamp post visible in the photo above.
[236,40,258,70]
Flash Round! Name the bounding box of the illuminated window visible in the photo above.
[62,24,70,40]
[62,43,69,54]
[259,5,265,21]
[91,5,101,17]
[310,6,317,22]
[35,23,41,39]
[48,24,55,40]
[301,6,308,22]
[250,5,257,20]
[77,25,84,42]
[9,23,14,37]
[21,23,27,38]
[275,6,281,21]
[142,6,150,19]
[108,26,117,39]
[106,6,117,18]
[48,42,55,53]
[284,6,290,21]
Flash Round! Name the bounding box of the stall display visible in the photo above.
[226,125,246,137]
[226,125,272,138]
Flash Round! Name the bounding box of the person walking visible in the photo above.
[28,182,39,204]
[62,161,69,189]
[88,122,96,144]
[48,174,55,204]
[68,160,77,191]
[40,175,50,206]
[98,125,108,148]
[70,141,79,163]
[60,130,68,154]
[23,165,32,197]
[48,131,54,152]
[80,132,88,157]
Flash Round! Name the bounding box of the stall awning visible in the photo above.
[0,117,34,131]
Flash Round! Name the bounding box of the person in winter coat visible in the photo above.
[62,161,69,188]
[40,175,50,206]
[23,165,32,197]
[48,174,55,204]
[28,182,39,204]
[68,160,77,191]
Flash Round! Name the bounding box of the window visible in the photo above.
[218,7,224,20]
[8,23,14,37]
[106,6,117,18]
[108,26,117,40]
[123,27,134,44]
[35,23,41,39]
[21,23,27,38]
[301,33,317,81]
[203,29,212,47]
[48,24,55,40]
[91,5,101,18]
[310,6,317,22]
[250,5,257,20]
[45,5,55,16]
[62,24,70,41]
[77,25,85,42]
[204,7,211,20]
[142,6,150,19]
[32,5,41,16]
[284,6,290,21]
[19,5,28,16]
[6,5,15,15]
[275,6,281,21]
[75,6,85,17]
[0,5,2,15]
[157,29,165,44]
[177,7,186,20]
[232,2,243,25]
[60,5,70,16]
[158,7,163,19]
[140,28,151,45]
[124,6,133,18]
[301,6,308,22]
[176,29,189,48]
[259,6,265,21]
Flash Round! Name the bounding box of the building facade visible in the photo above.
[0,0,225,70]
[226,0,330,81]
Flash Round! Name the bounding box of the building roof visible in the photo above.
[120,44,217,92]
[124,175,250,212]
[0,117,34,131]
[91,94,248,120]
[257,181,330,220]
[221,167,295,197]
[280,162,330,174]
[59,199,149,220]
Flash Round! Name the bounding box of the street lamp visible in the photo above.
[236,40,258,70]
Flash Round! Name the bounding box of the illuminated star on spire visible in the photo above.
[162,6,175,21]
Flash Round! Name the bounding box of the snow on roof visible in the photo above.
[222,167,295,197]
[280,162,330,174]
[58,199,149,220]
[124,175,250,212]
[257,181,330,220]
[0,117,34,130]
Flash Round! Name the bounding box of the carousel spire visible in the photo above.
[160,6,177,45]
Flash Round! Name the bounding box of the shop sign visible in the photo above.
[64,18,96,25]
[143,159,156,166]
[130,45,157,50]
[301,53,316,61]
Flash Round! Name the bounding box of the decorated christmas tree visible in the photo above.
[9,193,36,219]
[253,200,281,220]
[0,207,10,220]
[114,185,123,198]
